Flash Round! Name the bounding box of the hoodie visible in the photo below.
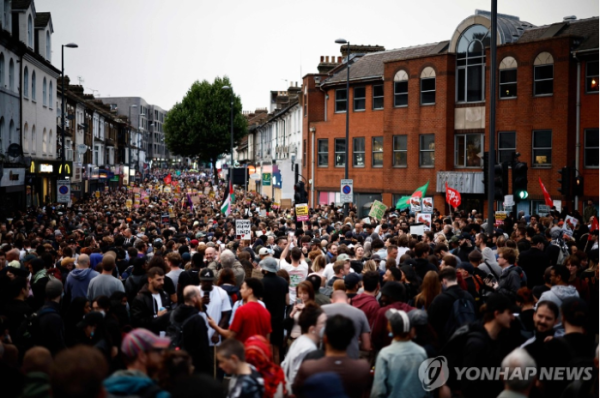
[351,293,380,328]
[479,247,502,277]
[64,268,99,302]
[90,253,103,270]
[171,305,211,374]
[537,285,580,310]
[103,370,170,398]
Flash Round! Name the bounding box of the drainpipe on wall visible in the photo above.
[311,126,315,207]
[573,54,581,211]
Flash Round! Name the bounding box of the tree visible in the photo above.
[164,76,247,185]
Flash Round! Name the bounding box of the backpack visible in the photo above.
[166,311,197,350]
[552,239,569,266]
[440,324,486,390]
[17,307,57,350]
[509,266,527,288]
[443,289,477,340]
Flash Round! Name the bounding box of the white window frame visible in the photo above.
[456,25,488,103]
[533,52,554,96]
[334,138,346,167]
[584,128,599,169]
[393,135,407,167]
[420,67,436,105]
[455,134,484,168]
[317,139,328,167]
[532,130,552,167]
[335,89,347,113]
[372,136,384,168]
[497,131,516,164]
[394,70,408,107]
[586,60,598,94]
[419,134,435,168]
[353,86,366,111]
[353,137,365,167]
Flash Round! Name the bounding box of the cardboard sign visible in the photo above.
[495,211,508,221]
[422,197,433,213]
[295,203,309,222]
[410,224,425,236]
[410,196,421,213]
[236,219,252,240]
[416,213,432,230]
[125,199,132,210]
[368,200,387,220]
[271,202,280,210]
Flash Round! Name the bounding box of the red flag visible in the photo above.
[445,182,461,208]
[538,177,553,207]
[589,216,598,241]
[164,174,172,185]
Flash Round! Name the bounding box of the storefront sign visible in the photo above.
[0,168,25,187]
[40,164,54,173]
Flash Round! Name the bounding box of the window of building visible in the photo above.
[532,130,552,166]
[420,134,435,167]
[586,60,598,93]
[456,24,489,103]
[303,139,307,166]
[420,67,436,105]
[46,31,51,60]
[23,124,28,152]
[499,56,517,99]
[23,67,28,97]
[27,15,33,47]
[498,131,516,164]
[534,52,553,96]
[335,89,347,113]
[317,139,328,167]
[353,137,365,167]
[0,53,3,87]
[373,84,384,110]
[455,134,484,167]
[335,138,346,167]
[8,58,13,90]
[42,78,47,106]
[393,135,407,167]
[372,137,384,167]
[354,87,366,111]
[42,129,47,153]
[394,70,408,107]
[49,81,53,107]
[584,128,599,168]
[31,71,36,100]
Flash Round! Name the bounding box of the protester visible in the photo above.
[216,338,265,398]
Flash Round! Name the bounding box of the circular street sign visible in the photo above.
[342,185,351,195]
[59,185,69,195]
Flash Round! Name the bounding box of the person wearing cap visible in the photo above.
[454,232,475,262]
[37,279,66,356]
[323,253,353,282]
[458,293,519,398]
[259,257,288,364]
[103,328,170,398]
[370,309,428,398]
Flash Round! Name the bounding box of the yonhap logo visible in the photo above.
[418,356,449,391]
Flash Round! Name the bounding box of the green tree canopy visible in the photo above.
[164,76,247,183]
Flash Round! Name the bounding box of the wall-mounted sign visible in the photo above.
[40,164,54,173]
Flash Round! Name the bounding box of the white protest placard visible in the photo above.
[416,214,432,231]
[410,224,425,236]
[235,219,252,240]
[410,196,421,213]
[422,197,433,213]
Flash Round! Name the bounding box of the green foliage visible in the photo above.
[164,76,247,167]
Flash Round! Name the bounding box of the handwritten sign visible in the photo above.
[368,200,387,220]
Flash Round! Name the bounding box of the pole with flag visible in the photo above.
[445,182,462,210]
[395,181,429,210]
[220,181,234,216]
[538,177,553,207]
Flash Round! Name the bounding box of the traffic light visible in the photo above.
[557,167,572,196]
[493,163,507,201]
[574,175,584,197]
[294,183,302,204]
[513,162,529,202]
[298,181,308,203]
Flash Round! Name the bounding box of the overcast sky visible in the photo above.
[37,0,598,113]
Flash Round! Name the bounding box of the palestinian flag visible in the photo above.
[395,181,430,210]
[220,181,234,216]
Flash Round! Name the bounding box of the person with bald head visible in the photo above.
[169,285,211,374]
[64,253,99,302]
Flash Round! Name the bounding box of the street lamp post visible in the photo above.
[128,105,137,182]
[335,38,350,216]
[61,43,78,179]
[222,86,234,190]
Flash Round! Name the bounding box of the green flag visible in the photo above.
[395,181,429,210]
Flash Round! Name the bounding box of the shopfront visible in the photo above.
[26,160,73,206]
[0,167,26,216]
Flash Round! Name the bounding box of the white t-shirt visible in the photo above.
[323,262,355,281]
[198,285,232,346]
[152,293,163,315]
[280,260,309,303]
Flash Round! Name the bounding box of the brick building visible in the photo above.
[302,11,598,217]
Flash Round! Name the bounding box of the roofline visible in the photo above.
[383,51,449,64]
[321,76,384,88]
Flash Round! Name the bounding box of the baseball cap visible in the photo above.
[336,254,350,262]
[23,254,37,263]
[344,273,362,289]
[121,328,170,359]
[459,232,472,240]
[76,311,105,329]
[258,247,272,256]
[196,232,206,239]
[190,239,199,246]
[386,308,411,335]
[199,269,215,281]
[259,257,279,273]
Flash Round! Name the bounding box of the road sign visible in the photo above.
[340,179,353,203]
[262,173,271,186]
[57,180,70,203]
[236,219,252,240]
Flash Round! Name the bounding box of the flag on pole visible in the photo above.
[445,182,462,208]
[395,181,430,210]
[164,174,172,185]
[220,182,233,216]
[538,177,553,207]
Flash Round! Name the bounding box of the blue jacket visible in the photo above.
[104,370,170,398]
[64,268,99,302]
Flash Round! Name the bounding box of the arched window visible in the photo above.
[23,67,29,97]
[420,67,436,105]
[499,56,518,98]
[31,71,36,100]
[43,77,47,106]
[0,53,4,87]
[42,128,47,154]
[0,117,4,154]
[8,58,13,90]
[49,130,53,155]
[46,31,51,60]
[534,52,554,96]
[9,119,16,146]
[27,15,33,48]
[49,81,53,107]
[393,70,409,107]
[456,24,490,103]
[31,125,36,154]
[23,123,29,152]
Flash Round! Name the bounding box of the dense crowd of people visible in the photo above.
[0,171,598,398]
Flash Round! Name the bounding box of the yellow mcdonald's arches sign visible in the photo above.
[30,161,36,173]
[58,164,71,175]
